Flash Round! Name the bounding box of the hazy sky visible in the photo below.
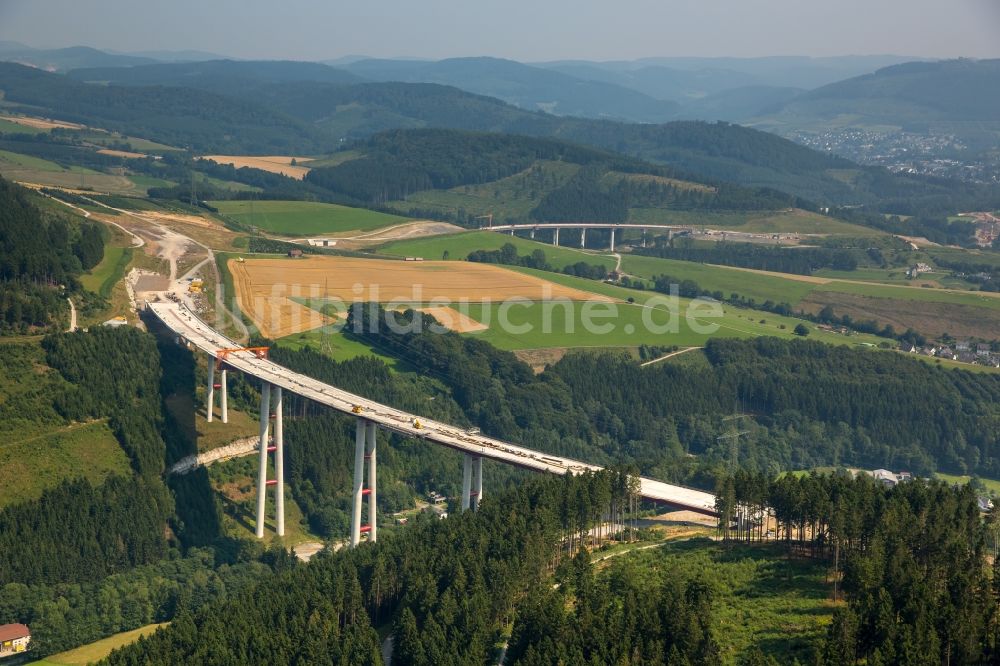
[1,0,999,61]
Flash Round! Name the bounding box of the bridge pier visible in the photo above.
[207,355,229,423]
[473,456,483,510]
[642,228,647,248]
[274,387,285,536]
[206,356,215,423]
[253,383,284,538]
[220,368,228,423]
[255,382,271,539]
[461,453,484,511]
[553,228,560,247]
[581,228,587,249]
[351,419,377,546]
[510,228,515,237]
[610,228,616,252]
[530,228,535,239]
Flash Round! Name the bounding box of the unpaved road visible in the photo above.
[66,298,77,332]
[640,346,703,367]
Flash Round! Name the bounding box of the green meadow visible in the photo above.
[211,199,408,235]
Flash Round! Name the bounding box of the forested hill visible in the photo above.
[0,62,325,153]
[304,128,804,220]
[343,306,1000,480]
[69,59,366,92]
[0,176,104,333]
[764,58,1000,125]
[4,61,990,209]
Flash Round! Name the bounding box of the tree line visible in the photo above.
[716,470,997,665]
[0,176,105,333]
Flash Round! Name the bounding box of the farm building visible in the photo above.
[0,623,30,657]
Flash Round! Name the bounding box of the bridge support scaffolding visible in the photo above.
[461,454,484,511]
[351,419,377,546]
[254,384,284,538]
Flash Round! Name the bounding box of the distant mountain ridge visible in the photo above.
[339,56,680,123]
[1,60,994,210]
[756,58,1000,126]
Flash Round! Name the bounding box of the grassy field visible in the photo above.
[379,230,618,270]
[0,118,46,134]
[81,245,133,299]
[394,160,579,221]
[935,472,1000,495]
[620,254,817,304]
[0,420,130,509]
[450,268,883,350]
[276,321,406,370]
[211,199,408,236]
[30,623,168,665]
[627,207,881,236]
[608,539,838,664]
[209,455,321,546]
[0,149,141,194]
[0,334,133,508]
[127,174,175,191]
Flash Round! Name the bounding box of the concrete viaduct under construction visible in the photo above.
[147,302,717,547]
[484,222,689,251]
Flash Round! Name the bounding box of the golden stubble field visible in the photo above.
[230,255,609,338]
[199,155,314,179]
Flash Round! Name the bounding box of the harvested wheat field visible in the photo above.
[97,148,147,159]
[230,256,609,338]
[416,306,489,332]
[200,155,314,179]
[0,114,86,130]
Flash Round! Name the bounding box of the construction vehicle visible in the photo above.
[412,418,423,430]
[352,405,364,414]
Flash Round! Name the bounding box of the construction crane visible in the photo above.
[473,213,494,229]
[717,410,750,472]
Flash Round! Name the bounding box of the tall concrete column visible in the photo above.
[255,382,271,539]
[530,228,535,239]
[366,421,377,543]
[581,228,587,248]
[274,386,285,537]
[220,369,228,423]
[610,228,616,252]
[510,228,515,237]
[351,418,366,547]
[472,456,483,511]
[642,229,647,248]
[553,228,560,247]
[206,356,215,423]
[461,454,473,511]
